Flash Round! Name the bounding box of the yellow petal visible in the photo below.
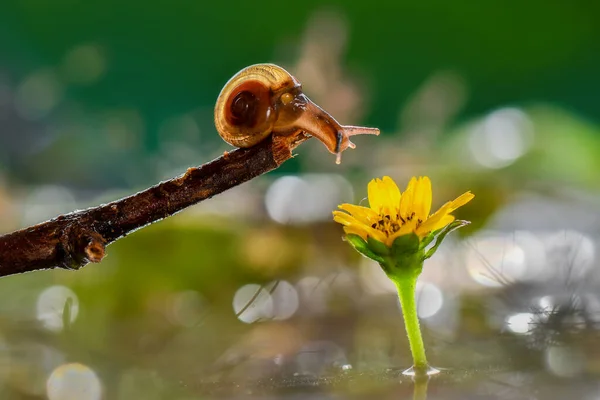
[334,211,387,243]
[367,178,385,214]
[417,202,452,234]
[380,176,401,215]
[417,214,455,236]
[333,211,364,228]
[417,191,474,234]
[399,177,417,218]
[432,214,455,231]
[342,225,369,241]
[449,191,475,212]
[368,176,402,216]
[413,176,432,221]
[338,203,379,225]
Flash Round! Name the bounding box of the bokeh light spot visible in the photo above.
[415,282,444,319]
[167,290,206,327]
[545,345,584,378]
[469,107,534,169]
[296,276,329,315]
[267,281,300,320]
[62,44,107,85]
[36,285,79,333]
[15,69,63,120]
[265,174,353,224]
[466,233,527,287]
[22,185,77,226]
[505,312,534,334]
[233,284,273,323]
[46,363,102,400]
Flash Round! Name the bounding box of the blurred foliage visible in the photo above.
[1,0,600,186]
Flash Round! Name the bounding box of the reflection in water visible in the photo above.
[412,374,430,400]
[296,341,349,376]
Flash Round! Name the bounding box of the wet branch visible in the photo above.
[0,134,309,277]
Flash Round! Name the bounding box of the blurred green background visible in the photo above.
[1,1,600,399]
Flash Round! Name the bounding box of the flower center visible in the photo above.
[370,212,422,236]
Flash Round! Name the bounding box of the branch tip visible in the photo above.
[84,237,106,263]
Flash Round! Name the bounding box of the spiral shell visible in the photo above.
[214,64,300,148]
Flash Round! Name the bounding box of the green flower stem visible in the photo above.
[394,272,428,373]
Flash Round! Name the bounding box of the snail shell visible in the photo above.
[214,63,379,164]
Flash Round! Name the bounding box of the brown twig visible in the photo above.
[0,133,309,277]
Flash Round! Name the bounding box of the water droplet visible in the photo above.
[296,341,348,376]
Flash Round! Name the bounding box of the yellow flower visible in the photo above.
[333,176,474,247]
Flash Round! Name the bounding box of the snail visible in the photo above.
[214,64,379,164]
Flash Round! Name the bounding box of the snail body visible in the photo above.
[214,64,379,164]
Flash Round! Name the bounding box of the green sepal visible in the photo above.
[424,219,470,259]
[419,232,435,250]
[367,236,391,256]
[344,234,385,264]
[380,232,423,280]
[391,232,420,256]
